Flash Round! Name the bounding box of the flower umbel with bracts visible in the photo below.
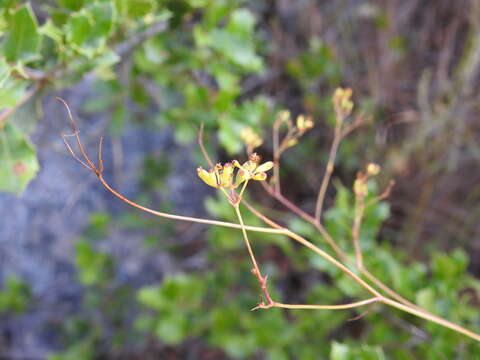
[197,153,274,204]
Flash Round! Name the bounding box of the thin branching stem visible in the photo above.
[259,184,420,308]
[352,195,365,270]
[60,99,480,343]
[234,204,274,307]
[314,127,342,222]
[97,175,283,234]
[272,117,281,194]
[233,204,262,275]
[271,297,380,310]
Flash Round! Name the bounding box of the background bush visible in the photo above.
[1,0,480,358]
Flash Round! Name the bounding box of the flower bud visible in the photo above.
[354,179,368,197]
[240,127,263,149]
[367,163,380,176]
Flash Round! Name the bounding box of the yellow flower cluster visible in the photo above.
[333,87,354,117]
[197,153,274,189]
[240,127,263,150]
[354,162,381,197]
[296,114,314,135]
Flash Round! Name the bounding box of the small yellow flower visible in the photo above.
[197,167,219,188]
[296,114,314,133]
[333,87,354,117]
[240,127,263,150]
[220,162,234,187]
[198,153,274,190]
[278,110,291,123]
[367,163,380,176]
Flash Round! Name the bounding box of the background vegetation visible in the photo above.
[1,0,480,358]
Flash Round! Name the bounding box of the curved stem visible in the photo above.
[234,203,274,307]
[272,297,380,310]
[260,184,417,308]
[352,195,365,270]
[382,297,480,342]
[314,130,341,222]
[233,204,261,275]
[97,175,284,234]
[282,228,381,297]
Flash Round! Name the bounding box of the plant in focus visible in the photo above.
[60,86,480,351]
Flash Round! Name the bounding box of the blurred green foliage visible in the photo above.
[0,275,31,314]
[1,1,479,359]
[0,0,270,193]
[131,183,480,359]
[51,180,480,359]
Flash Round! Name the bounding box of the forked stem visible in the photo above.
[233,204,274,308]
[60,100,480,343]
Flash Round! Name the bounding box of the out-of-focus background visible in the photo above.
[1,0,480,358]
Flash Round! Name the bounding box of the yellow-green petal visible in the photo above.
[197,167,218,188]
[255,161,274,173]
[220,162,234,187]
[253,172,267,181]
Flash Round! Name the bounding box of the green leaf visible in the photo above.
[55,0,85,11]
[0,58,12,87]
[330,342,351,360]
[0,275,31,314]
[3,3,42,63]
[155,312,188,345]
[66,2,115,58]
[115,0,156,18]
[0,122,39,194]
[39,19,63,43]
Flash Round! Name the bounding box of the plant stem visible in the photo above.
[314,129,341,222]
[259,185,418,308]
[272,297,380,310]
[98,175,284,234]
[352,195,365,270]
[233,203,273,307]
[382,297,480,342]
[233,204,261,275]
[242,200,480,341]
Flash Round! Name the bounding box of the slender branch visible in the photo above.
[260,177,418,308]
[61,100,480,342]
[269,297,380,310]
[361,269,419,310]
[241,200,381,297]
[58,98,283,235]
[260,182,347,261]
[233,205,261,274]
[98,175,283,234]
[314,130,341,222]
[272,118,282,194]
[245,200,480,342]
[352,194,366,270]
[245,194,421,310]
[234,204,274,308]
[383,297,480,342]
[198,123,214,168]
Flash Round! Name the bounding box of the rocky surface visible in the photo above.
[0,79,210,358]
